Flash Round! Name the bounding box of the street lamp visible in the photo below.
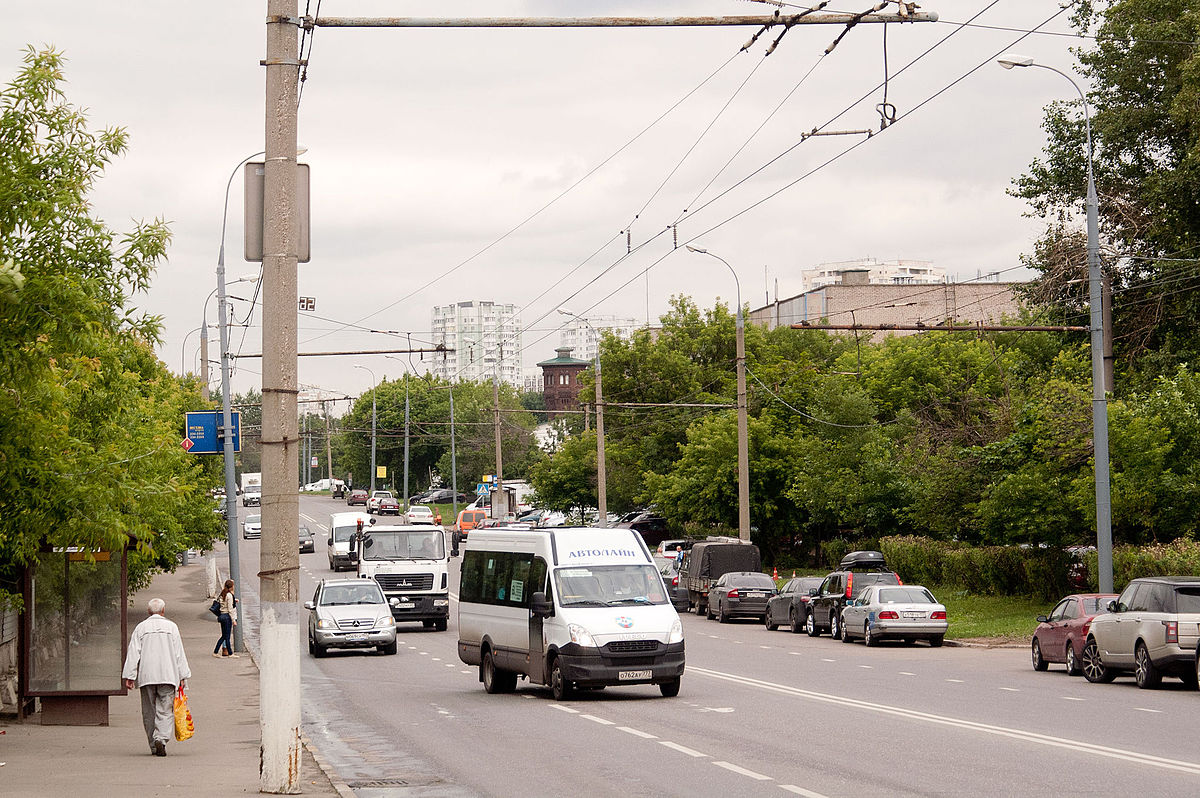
[354,364,378,493]
[201,275,258,401]
[685,245,751,542]
[557,309,608,527]
[998,55,1113,593]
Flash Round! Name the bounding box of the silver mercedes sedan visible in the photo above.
[841,584,948,647]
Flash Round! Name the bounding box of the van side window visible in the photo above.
[461,550,543,609]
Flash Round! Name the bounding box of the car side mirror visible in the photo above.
[1036,615,1048,624]
[326,538,333,546]
[363,537,373,549]
[303,601,315,610]
[808,588,819,597]
[530,591,553,617]
[349,551,360,565]
[1107,600,1119,613]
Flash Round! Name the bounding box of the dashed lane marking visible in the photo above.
[1063,697,1085,701]
[858,665,873,669]
[618,727,658,739]
[659,741,707,758]
[1135,708,1163,713]
[780,785,830,797]
[1000,687,1020,692]
[899,672,916,676]
[581,714,615,725]
[713,761,771,781]
[946,679,964,683]
[821,658,836,663]
[549,704,579,714]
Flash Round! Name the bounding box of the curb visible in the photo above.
[301,731,357,798]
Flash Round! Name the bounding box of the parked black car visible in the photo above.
[619,512,670,548]
[707,571,777,623]
[807,551,901,639]
[765,576,824,633]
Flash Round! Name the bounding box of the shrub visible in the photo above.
[1084,539,1200,590]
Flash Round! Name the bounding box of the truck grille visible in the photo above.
[375,574,434,591]
[606,639,659,653]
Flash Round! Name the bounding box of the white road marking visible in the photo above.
[445,663,455,668]
[858,665,873,670]
[581,714,614,725]
[408,646,418,650]
[1063,697,1085,702]
[999,687,1020,692]
[899,672,916,676]
[419,651,428,656]
[689,665,1200,775]
[821,658,836,663]
[789,652,802,656]
[1135,708,1162,714]
[659,741,707,758]
[549,704,579,714]
[780,785,830,798]
[521,695,535,700]
[432,657,441,661]
[713,761,771,781]
[946,679,964,683]
[460,670,472,674]
[618,727,658,739]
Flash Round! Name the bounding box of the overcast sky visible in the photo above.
[3,1,1088,409]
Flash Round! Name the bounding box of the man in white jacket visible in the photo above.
[122,598,191,756]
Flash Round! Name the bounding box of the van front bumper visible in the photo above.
[557,641,685,687]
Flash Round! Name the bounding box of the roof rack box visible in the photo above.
[838,550,887,570]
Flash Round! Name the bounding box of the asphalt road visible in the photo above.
[229,495,1200,797]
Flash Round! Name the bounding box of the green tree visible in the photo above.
[0,48,223,604]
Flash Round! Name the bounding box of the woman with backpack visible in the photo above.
[213,579,238,658]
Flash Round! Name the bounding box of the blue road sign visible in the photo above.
[185,411,241,454]
[476,483,489,496]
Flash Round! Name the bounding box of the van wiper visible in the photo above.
[563,599,607,607]
[606,596,651,605]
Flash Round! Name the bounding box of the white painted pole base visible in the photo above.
[259,600,302,793]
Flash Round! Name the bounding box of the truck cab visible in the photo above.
[350,522,450,631]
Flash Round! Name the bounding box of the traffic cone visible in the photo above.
[772,566,778,579]
[792,570,796,578]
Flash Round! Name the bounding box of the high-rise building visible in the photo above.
[557,315,639,363]
[430,301,523,385]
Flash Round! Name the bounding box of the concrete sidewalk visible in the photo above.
[0,557,341,797]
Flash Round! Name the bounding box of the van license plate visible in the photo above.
[394,602,414,609]
[619,670,652,681]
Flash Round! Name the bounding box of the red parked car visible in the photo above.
[346,489,368,507]
[1031,593,1118,676]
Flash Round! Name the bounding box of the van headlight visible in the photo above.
[567,623,596,648]
[668,619,683,644]
[376,616,395,628]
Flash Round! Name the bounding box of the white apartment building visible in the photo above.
[802,258,947,290]
[558,315,640,363]
[430,300,523,385]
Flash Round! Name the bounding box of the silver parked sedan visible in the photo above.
[306,578,398,656]
[841,584,948,647]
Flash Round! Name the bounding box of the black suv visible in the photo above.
[806,551,901,639]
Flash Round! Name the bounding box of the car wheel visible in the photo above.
[706,601,715,620]
[717,602,729,624]
[1134,642,1162,689]
[482,649,516,694]
[829,612,841,641]
[659,678,681,698]
[435,618,448,632]
[806,612,819,637]
[789,609,803,635]
[1082,638,1115,683]
[840,618,852,643]
[1065,643,1082,676]
[307,634,315,655]
[1184,654,1199,689]
[1031,638,1048,671]
[379,639,398,655]
[864,623,876,647]
[550,658,572,701]
[929,636,944,647]
[765,610,778,631]
[312,640,327,658]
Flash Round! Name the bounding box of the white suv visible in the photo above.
[1082,576,1200,689]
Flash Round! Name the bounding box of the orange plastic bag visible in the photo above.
[173,688,194,741]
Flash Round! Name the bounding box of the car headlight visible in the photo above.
[316,618,335,630]
[668,619,683,644]
[567,623,596,647]
[433,599,449,607]
[376,616,395,628]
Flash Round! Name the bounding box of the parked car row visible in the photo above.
[1033,577,1200,691]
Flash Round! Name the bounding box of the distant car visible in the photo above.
[1031,593,1117,676]
[242,490,261,507]
[618,512,670,548]
[408,490,437,505]
[1082,576,1200,688]
[841,584,948,647]
[422,489,472,505]
[764,576,824,633]
[346,489,368,506]
[367,490,394,513]
[242,514,261,539]
[659,559,690,611]
[706,571,777,623]
[455,508,486,537]
[305,578,397,657]
[405,505,436,525]
[372,494,400,516]
[806,551,901,639]
[299,526,315,554]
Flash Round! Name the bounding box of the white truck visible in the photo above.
[348,520,450,631]
[240,472,262,506]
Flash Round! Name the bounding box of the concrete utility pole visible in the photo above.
[260,0,302,791]
[199,323,210,402]
[323,400,334,482]
[687,246,750,542]
[493,353,504,518]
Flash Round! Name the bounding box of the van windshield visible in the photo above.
[363,530,444,560]
[553,564,667,607]
[332,524,358,544]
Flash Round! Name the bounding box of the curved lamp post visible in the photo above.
[998,54,1113,593]
[684,245,750,542]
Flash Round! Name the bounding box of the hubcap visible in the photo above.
[1083,644,1102,679]
[1032,641,1041,667]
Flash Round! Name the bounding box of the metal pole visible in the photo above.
[559,310,607,527]
[261,0,302,790]
[999,58,1113,593]
[493,369,503,518]
[403,372,410,510]
[686,246,750,541]
[199,324,210,402]
[216,249,245,653]
[449,377,458,524]
[355,365,377,493]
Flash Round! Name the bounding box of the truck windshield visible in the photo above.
[363,530,445,560]
[553,565,667,607]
